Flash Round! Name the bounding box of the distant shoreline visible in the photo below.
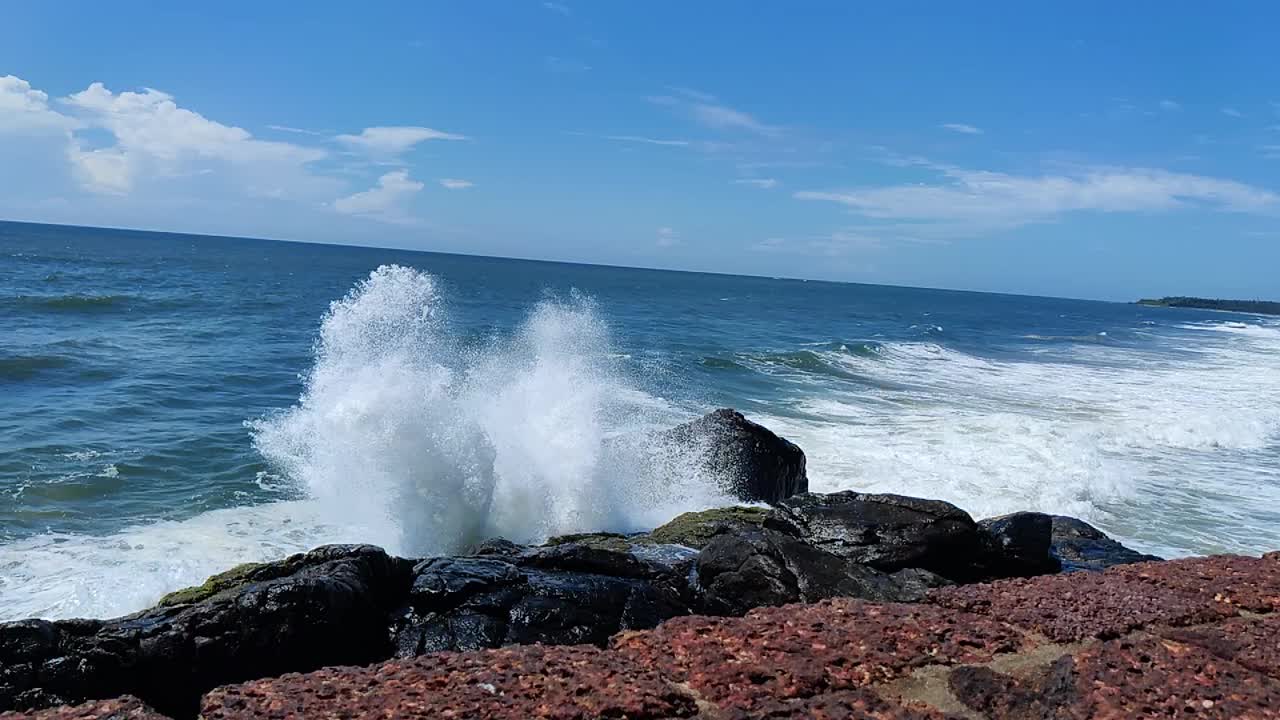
[1136,296,1280,317]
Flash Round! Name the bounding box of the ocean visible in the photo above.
[2,220,1279,621]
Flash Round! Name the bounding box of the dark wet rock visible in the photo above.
[0,545,412,718]
[646,505,769,549]
[694,528,930,615]
[390,538,696,656]
[979,511,1062,577]
[763,491,1000,583]
[660,408,807,503]
[1049,515,1161,572]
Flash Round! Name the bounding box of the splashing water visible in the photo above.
[250,264,735,557]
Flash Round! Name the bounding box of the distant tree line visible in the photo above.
[1136,296,1280,316]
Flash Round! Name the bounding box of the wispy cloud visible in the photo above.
[604,134,690,147]
[941,123,983,135]
[656,226,680,247]
[734,178,778,189]
[333,169,423,223]
[1159,99,1181,111]
[796,162,1279,236]
[1221,107,1244,118]
[1262,145,1280,160]
[542,2,571,15]
[267,124,323,136]
[439,178,473,189]
[648,88,781,137]
[335,126,466,157]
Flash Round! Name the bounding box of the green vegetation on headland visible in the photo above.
[1136,296,1280,316]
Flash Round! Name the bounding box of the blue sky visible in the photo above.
[1,2,1277,300]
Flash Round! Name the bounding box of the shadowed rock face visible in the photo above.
[695,528,944,615]
[661,408,808,503]
[979,511,1063,577]
[389,538,697,655]
[0,546,412,719]
[764,491,996,582]
[1049,515,1162,571]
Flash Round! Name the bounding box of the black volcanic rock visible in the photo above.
[391,538,697,656]
[0,545,413,718]
[694,528,938,615]
[763,491,995,582]
[979,511,1062,577]
[661,409,808,503]
[1049,515,1162,572]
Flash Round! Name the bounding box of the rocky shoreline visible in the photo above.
[4,409,1263,720]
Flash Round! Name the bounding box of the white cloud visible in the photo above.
[439,178,473,189]
[335,126,466,157]
[734,178,778,189]
[941,123,983,135]
[54,82,327,196]
[334,170,424,222]
[656,226,680,247]
[543,2,571,15]
[649,88,781,137]
[1221,107,1244,118]
[796,163,1279,235]
[1159,99,1181,111]
[604,134,690,147]
[65,145,132,195]
[0,75,77,133]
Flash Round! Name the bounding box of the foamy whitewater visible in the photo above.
[3,223,1279,621]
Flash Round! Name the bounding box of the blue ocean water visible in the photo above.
[3,219,1279,620]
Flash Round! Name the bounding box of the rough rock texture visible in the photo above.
[764,491,1000,582]
[0,697,167,720]
[647,506,769,549]
[978,512,1061,577]
[14,549,1280,720]
[694,529,939,615]
[201,645,701,720]
[661,409,808,503]
[0,545,412,718]
[928,561,1233,642]
[1049,515,1162,571]
[390,538,697,656]
[613,598,1027,712]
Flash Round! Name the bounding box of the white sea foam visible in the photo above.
[756,319,1280,557]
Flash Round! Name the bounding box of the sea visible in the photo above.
[3,220,1279,621]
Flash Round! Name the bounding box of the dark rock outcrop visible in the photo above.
[661,409,807,503]
[390,538,697,656]
[0,545,413,718]
[979,511,1062,577]
[763,491,997,582]
[1049,515,1162,572]
[694,528,940,615]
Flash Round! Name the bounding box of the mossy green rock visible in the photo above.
[540,530,650,550]
[158,561,286,606]
[647,506,769,549]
